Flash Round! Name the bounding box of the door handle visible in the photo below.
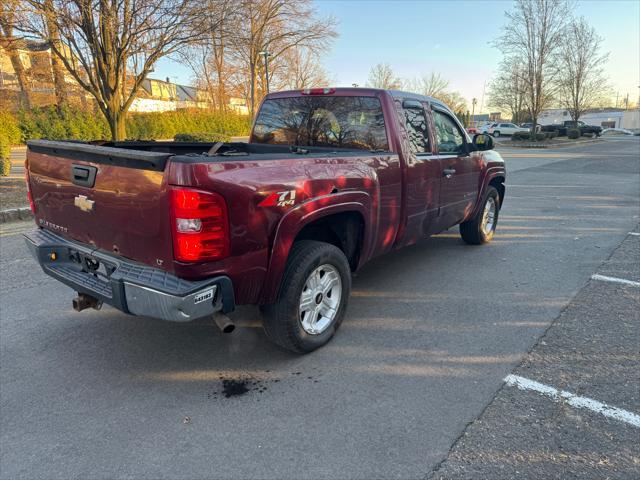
[443,168,456,178]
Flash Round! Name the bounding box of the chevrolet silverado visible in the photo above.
[24,88,506,353]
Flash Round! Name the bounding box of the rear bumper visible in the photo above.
[24,228,235,322]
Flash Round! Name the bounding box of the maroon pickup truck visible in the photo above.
[24,88,505,353]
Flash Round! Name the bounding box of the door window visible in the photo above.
[433,110,466,155]
[402,103,430,154]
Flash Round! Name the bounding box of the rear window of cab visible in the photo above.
[252,96,389,151]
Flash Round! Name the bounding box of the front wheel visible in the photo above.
[260,240,351,354]
[459,186,500,245]
[492,131,500,138]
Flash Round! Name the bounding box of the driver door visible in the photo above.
[432,108,482,227]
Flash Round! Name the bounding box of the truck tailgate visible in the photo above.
[27,140,175,270]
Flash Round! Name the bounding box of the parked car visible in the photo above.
[488,122,529,137]
[519,123,542,133]
[23,88,506,353]
[478,122,497,134]
[540,120,602,137]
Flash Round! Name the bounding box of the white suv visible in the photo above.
[488,123,528,137]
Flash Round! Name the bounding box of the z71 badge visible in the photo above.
[258,189,297,207]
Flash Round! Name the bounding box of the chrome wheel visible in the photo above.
[481,196,496,235]
[299,264,342,335]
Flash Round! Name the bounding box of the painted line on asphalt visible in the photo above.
[504,374,640,428]
[591,274,640,287]
[628,232,640,236]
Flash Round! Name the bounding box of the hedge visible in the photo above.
[0,135,10,176]
[0,111,22,145]
[567,128,581,139]
[511,131,552,142]
[0,107,252,144]
[174,132,231,142]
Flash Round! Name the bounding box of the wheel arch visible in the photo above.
[259,194,372,304]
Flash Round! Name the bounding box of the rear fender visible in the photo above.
[259,191,372,304]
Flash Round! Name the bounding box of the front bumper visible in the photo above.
[24,228,235,322]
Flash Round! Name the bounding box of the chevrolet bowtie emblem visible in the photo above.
[74,194,95,212]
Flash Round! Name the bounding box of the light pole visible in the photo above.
[471,97,477,127]
[258,51,271,94]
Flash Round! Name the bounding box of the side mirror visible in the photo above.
[472,133,494,151]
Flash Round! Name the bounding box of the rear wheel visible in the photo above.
[460,186,500,245]
[260,240,351,353]
[493,131,500,138]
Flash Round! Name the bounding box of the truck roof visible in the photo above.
[263,87,453,114]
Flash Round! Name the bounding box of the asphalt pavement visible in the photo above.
[1,136,639,479]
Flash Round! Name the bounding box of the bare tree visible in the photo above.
[24,0,208,140]
[231,0,337,117]
[488,56,527,123]
[366,63,401,89]
[0,0,32,108]
[439,91,468,117]
[405,72,450,98]
[276,46,331,90]
[555,17,609,123]
[42,0,67,108]
[496,0,570,137]
[181,0,237,111]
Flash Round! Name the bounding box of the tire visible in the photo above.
[459,186,500,245]
[493,131,500,138]
[260,240,351,354]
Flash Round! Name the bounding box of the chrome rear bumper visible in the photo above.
[24,228,235,322]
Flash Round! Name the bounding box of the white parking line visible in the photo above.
[504,374,640,428]
[629,232,640,236]
[591,274,640,287]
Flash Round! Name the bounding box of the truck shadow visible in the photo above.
[35,231,564,403]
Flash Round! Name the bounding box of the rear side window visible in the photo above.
[402,103,430,154]
[253,96,388,151]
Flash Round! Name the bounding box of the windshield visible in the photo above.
[252,96,389,151]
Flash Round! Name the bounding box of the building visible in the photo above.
[1,42,249,115]
[538,107,639,131]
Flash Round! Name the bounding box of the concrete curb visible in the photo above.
[505,138,604,149]
[0,207,32,223]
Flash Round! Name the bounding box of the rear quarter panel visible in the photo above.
[169,153,402,304]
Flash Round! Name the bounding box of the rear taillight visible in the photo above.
[25,163,36,214]
[169,187,229,262]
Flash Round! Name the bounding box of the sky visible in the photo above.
[155,0,640,114]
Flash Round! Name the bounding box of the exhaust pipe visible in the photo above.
[72,293,102,312]
[213,312,235,333]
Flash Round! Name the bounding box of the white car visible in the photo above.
[478,122,497,134]
[488,122,529,137]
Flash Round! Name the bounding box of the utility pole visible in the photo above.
[471,98,477,127]
[479,80,487,114]
[258,51,271,94]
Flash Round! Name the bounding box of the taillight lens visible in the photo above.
[169,187,229,262]
[301,88,336,95]
[25,163,36,214]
